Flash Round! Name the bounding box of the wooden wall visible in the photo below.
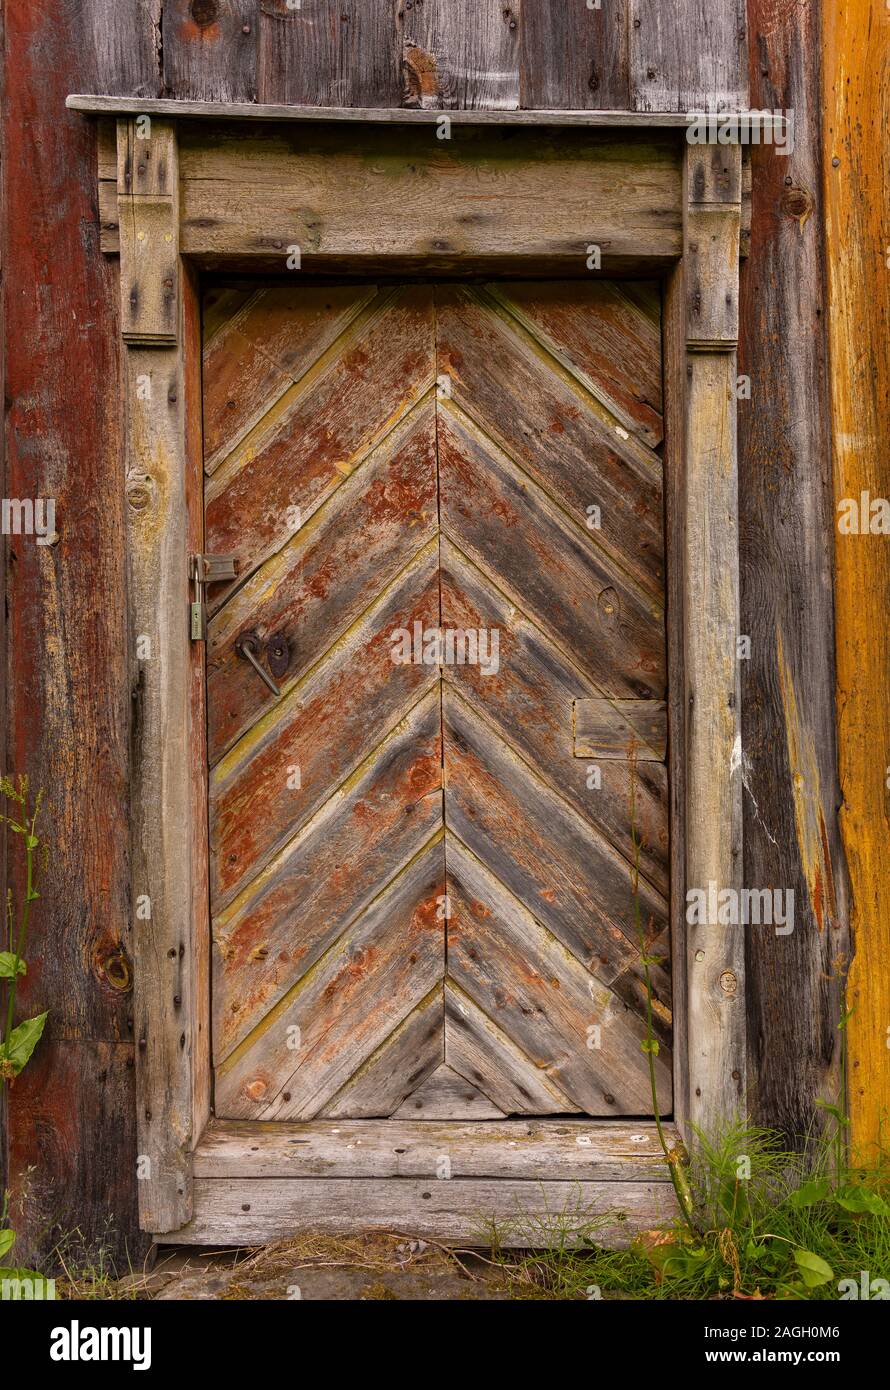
[739,0,848,1142]
[823,0,890,1159]
[76,0,749,112]
[2,0,867,1267]
[3,0,140,1268]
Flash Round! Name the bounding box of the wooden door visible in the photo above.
[203,281,671,1122]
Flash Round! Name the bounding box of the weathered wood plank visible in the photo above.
[3,0,143,1267]
[117,119,180,345]
[7,1043,141,1265]
[663,263,690,1135]
[444,985,580,1115]
[437,286,665,597]
[175,123,683,268]
[213,690,443,1061]
[740,147,752,258]
[204,286,435,613]
[209,549,440,906]
[683,348,745,1136]
[488,279,664,447]
[438,407,665,699]
[194,1117,677,1180]
[202,284,253,344]
[178,1177,678,1247]
[163,0,257,102]
[680,135,745,1138]
[739,0,848,1147]
[321,991,443,1119]
[69,94,779,127]
[258,0,401,106]
[519,0,630,110]
[202,283,374,471]
[392,1064,505,1120]
[98,178,121,253]
[823,0,887,1157]
[120,118,204,1228]
[629,0,747,112]
[439,541,669,893]
[184,261,213,1151]
[685,204,741,349]
[214,843,446,1120]
[574,699,667,761]
[206,396,438,761]
[76,0,163,97]
[687,141,744,206]
[97,111,120,259]
[97,117,117,179]
[402,0,520,110]
[445,837,672,1114]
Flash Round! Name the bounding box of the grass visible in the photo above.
[488,1120,890,1300]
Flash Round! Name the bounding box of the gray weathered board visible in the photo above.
[72,0,749,113]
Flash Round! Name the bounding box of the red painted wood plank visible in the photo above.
[206,400,438,762]
[210,550,441,908]
[2,0,143,1266]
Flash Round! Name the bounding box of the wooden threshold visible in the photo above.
[68,95,786,131]
[172,1119,680,1248]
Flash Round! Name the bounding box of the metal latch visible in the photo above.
[235,635,282,698]
[190,553,238,640]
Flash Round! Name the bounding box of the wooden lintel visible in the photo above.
[98,123,681,267]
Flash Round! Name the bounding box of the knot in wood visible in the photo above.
[190,0,219,26]
[127,478,154,511]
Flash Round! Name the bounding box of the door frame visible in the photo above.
[85,102,749,1241]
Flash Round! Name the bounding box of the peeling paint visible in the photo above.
[776,626,838,931]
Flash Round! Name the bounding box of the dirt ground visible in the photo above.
[125,1234,516,1301]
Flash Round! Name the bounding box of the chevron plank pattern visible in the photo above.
[204,280,671,1121]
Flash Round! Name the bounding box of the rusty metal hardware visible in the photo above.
[235,635,281,698]
[190,552,238,641]
[266,633,291,680]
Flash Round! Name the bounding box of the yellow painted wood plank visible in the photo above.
[823,0,890,1158]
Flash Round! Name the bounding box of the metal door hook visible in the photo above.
[235,636,281,698]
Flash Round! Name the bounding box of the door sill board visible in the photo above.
[169,1118,681,1248]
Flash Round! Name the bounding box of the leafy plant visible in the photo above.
[489,1125,890,1300]
[627,748,694,1225]
[0,1190,44,1288]
[0,777,49,1293]
[0,775,48,1082]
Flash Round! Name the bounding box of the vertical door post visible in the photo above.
[118,118,208,1232]
[682,140,746,1138]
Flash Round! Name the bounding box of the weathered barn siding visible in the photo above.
[74,0,749,112]
[823,0,890,1157]
[2,0,870,1265]
[2,0,141,1266]
[739,0,848,1141]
